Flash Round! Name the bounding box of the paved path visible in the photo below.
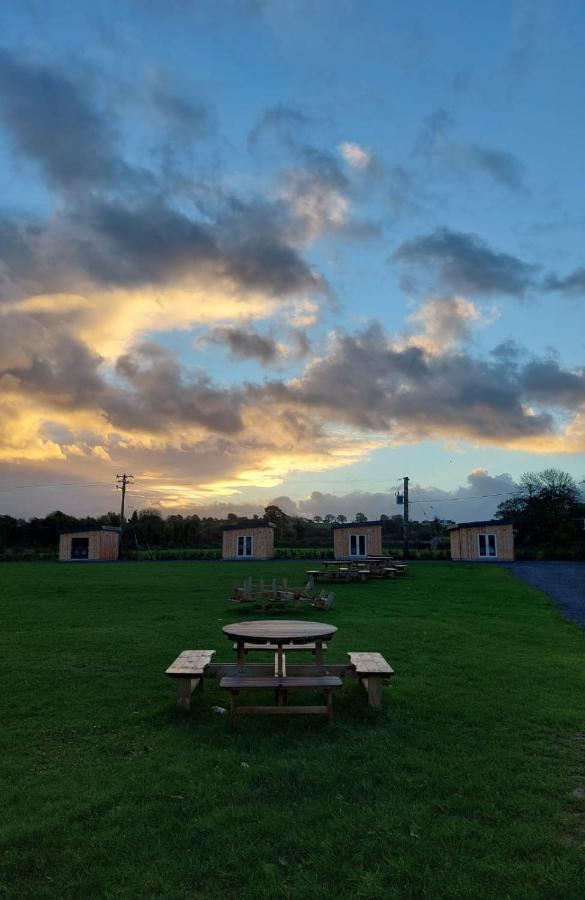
[503,562,585,629]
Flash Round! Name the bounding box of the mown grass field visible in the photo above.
[0,561,584,900]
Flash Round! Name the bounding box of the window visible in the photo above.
[349,534,367,557]
[71,537,89,559]
[237,535,253,557]
[478,533,497,558]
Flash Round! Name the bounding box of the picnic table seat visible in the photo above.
[393,564,407,575]
[220,675,341,720]
[347,651,394,709]
[165,650,215,709]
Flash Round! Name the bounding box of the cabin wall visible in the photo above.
[222,528,274,560]
[59,530,119,561]
[333,525,382,559]
[450,524,514,561]
[99,531,120,561]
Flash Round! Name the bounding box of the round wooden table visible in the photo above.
[222,620,337,674]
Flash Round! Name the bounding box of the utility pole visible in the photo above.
[116,473,133,556]
[403,475,409,560]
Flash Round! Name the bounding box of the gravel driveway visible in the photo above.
[503,562,585,630]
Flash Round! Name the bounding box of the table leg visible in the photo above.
[237,640,245,664]
[315,641,323,665]
[276,643,284,676]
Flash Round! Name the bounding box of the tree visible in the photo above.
[313,515,323,524]
[354,512,367,523]
[336,514,347,523]
[264,505,287,525]
[324,514,335,524]
[496,468,583,552]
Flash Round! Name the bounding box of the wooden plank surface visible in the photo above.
[165,650,215,677]
[347,652,394,676]
[222,620,337,644]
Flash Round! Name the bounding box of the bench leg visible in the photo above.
[365,677,383,709]
[177,677,200,709]
[326,689,334,722]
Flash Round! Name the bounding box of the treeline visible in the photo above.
[495,469,585,560]
[0,505,451,558]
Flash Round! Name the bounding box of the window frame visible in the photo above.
[349,533,367,557]
[478,532,497,558]
[237,534,253,557]
[71,537,90,559]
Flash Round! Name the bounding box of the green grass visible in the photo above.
[0,561,584,900]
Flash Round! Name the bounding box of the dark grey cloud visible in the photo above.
[112,343,243,433]
[544,267,585,296]
[0,313,105,406]
[0,317,244,434]
[393,228,538,298]
[414,109,527,193]
[0,194,327,299]
[0,48,122,190]
[253,323,585,443]
[248,104,311,153]
[210,326,279,363]
[150,84,212,138]
[521,358,585,406]
[465,145,526,193]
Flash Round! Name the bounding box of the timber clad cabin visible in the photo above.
[449,520,514,562]
[222,520,275,560]
[59,526,120,562]
[332,520,383,560]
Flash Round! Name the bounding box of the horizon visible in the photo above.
[1,1,584,522]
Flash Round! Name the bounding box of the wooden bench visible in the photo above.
[383,567,397,578]
[393,565,407,575]
[347,652,394,709]
[232,642,327,656]
[165,650,215,709]
[220,675,342,720]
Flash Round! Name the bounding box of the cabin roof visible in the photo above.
[221,520,276,531]
[448,519,513,530]
[59,525,121,535]
[331,520,382,529]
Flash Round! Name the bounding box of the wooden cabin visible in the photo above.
[222,521,276,560]
[332,520,382,560]
[59,526,120,562]
[449,520,514,561]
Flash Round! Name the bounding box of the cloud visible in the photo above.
[464,144,526,193]
[255,322,585,449]
[292,470,520,523]
[414,109,527,193]
[150,83,212,138]
[338,141,373,170]
[248,104,311,153]
[397,295,498,354]
[209,326,279,363]
[0,48,130,192]
[543,267,585,296]
[393,228,538,298]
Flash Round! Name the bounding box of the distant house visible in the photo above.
[449,520,514,561]
[59,526,120,562]
[332,520,382,560]
[221,520,276,560]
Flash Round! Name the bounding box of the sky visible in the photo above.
[0,0,584,524]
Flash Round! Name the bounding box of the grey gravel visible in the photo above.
[502,562,585,630]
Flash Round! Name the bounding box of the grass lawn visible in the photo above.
[0,561,584,900]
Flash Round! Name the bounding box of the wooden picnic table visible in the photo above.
[222,620,337,675]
